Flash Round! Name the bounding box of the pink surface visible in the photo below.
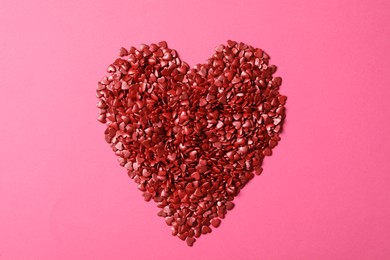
[1,0,390,259]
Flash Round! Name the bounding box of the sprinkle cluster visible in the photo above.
[97,40,287,246]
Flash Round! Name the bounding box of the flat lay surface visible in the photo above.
[0,0,389,259]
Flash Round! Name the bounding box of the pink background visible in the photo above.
[1,0,390,259]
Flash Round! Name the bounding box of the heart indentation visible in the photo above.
[97,40,287,246]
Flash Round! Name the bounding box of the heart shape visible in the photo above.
[96,40,287,246]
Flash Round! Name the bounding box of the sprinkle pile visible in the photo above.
[97,40,287,246]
